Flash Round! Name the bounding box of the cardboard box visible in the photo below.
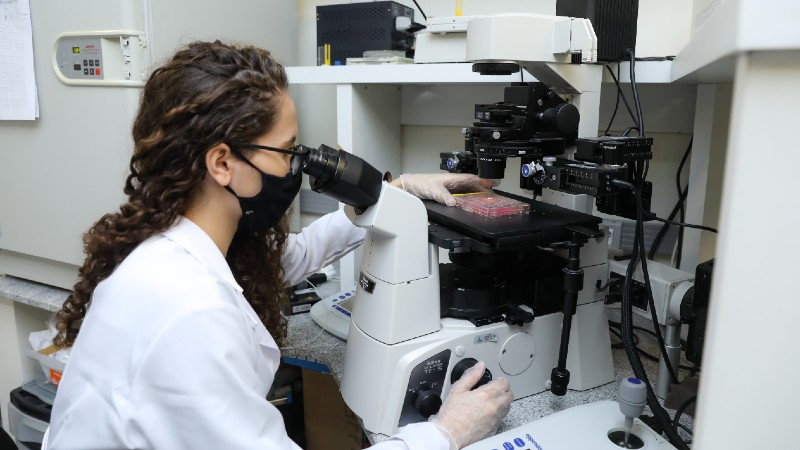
[302,369,364,450]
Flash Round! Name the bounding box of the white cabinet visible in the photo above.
[0,293,61,437]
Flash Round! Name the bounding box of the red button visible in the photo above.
[96,69,101,75]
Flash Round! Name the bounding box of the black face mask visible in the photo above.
[225,154,303,234]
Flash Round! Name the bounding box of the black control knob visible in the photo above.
[450,358,492,388]
[413,388,442,419]
[536,103,580,135]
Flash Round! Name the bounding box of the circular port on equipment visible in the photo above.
[607,430,645,449]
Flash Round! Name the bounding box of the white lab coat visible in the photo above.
[44,211,449,450]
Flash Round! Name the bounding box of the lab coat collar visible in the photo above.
[161,217,243,294]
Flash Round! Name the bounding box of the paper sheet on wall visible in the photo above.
[0,0,38,120]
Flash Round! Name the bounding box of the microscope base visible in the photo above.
[341,300,614,436]
[464,401,677,450]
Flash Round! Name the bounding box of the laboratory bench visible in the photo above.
[1,273,695,446]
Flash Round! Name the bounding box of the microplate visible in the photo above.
[454,192,531,217]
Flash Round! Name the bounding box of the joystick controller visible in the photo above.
[609,377,648,448]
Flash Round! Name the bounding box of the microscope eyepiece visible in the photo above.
[296,144,384,211]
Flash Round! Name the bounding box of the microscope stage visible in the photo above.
[425,190,601,252]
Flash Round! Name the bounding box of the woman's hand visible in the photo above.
[392,173,495,206]
[431,361,513,449]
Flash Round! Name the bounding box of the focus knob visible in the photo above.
[450,358,492,388]
[537,103,580,135]
[413,388,442,419]
[521,162,546,185]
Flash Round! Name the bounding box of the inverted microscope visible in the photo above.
[293,11,702,450]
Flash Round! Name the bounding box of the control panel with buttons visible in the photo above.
[53,32,145,86]
[56,37,105,80]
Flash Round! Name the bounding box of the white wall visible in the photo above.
[0,0,301,285]
[636,0,694,58]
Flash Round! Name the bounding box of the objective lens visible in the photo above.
[477,155,507,179]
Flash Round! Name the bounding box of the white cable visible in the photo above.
[280,311,331,351]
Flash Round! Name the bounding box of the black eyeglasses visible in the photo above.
[229,141,309,175]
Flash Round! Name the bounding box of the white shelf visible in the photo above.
[601,60,675,84]
[671,0,800,82]
[286,63,535,85]
[289,61,679,86]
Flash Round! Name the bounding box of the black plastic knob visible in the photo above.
[413,388,442,419]
[549,367,570,396]
[450,358,492,388]
[537,103,580,135]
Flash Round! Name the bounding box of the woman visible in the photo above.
[44,41,511,450]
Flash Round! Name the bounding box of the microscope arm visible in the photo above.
[466,14,604,140]
[466,14,598,69]
[301,144,432,284]
[302,145,441,345]
[342,183,442,345]
[343,182,431,285]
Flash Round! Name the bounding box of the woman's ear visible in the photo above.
[205,143,235,187]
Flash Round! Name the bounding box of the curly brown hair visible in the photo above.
[54,41,293,348]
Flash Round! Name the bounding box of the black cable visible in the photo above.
[608,326,639,347]
[633,191,680,385]
[649,216,718,234]
[608,320,688,350]
[689,361,701,377]
[610,244,680,386]
[635,56,676,61]
[675,194,687,266]
[673,137,692,266]
[411,0,427,21]
[608,325,696,371]
[627,49,650,186]
[649,138,692,260]
[634,347,695,372]
[605,65,640,130]
[628,49,645,137]
[673,395,697,434]
[648,185,688,260]
[604,64,622,135]
[613,179,690,450]
[622,126,639,136]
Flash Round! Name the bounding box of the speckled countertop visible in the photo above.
[0,274,67,312]
[1,274,694,445]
